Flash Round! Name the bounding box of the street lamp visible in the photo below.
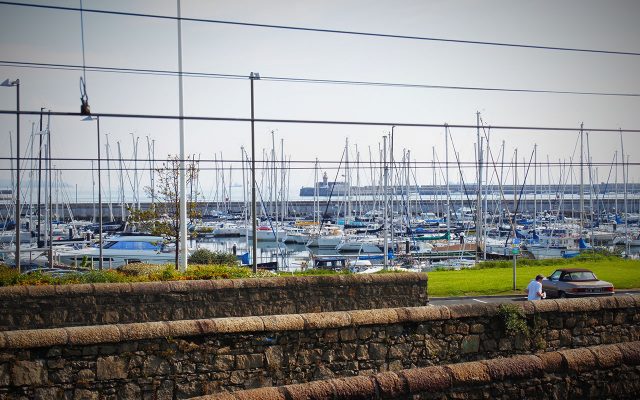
[83,115,103,270]
[2,78,21,273]
[250,72,260,273]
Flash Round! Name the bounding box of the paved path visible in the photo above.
[428,290,640,306]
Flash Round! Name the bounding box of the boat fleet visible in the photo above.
[1,117,639,273]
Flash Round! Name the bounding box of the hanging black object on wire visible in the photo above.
[80,76,90,115]
[78,0,91,115]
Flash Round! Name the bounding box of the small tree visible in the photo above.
[129,155,199,269]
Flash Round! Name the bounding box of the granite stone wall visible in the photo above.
[193,342,640,400]
[0,273,428,331]
[0,297,638,399]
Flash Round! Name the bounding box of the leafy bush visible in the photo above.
[188,248,238,266]
[184,265,255,280]
[498,303,529,336]
[280,269,350,277]
[119,263,173,277]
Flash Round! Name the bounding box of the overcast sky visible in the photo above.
[1,0,639,202]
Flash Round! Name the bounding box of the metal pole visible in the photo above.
[513,149,518,290]
[97,117,103,270]
[47,114,53,269]
[250,73,259,273]
[14,80,21,272]
[383,135,388,269]
[445,125,450,239]
[475,112,482,263]
[37,107,44,248]
[390,127,395,257]
[177,0,188,272]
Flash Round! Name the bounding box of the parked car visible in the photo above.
[542,268,614,298]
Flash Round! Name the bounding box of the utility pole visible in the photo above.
[37,108,45,248]
[513,149,518,291]
[383,135,389,270]
[250,72,260,273]
[177,0,188,272]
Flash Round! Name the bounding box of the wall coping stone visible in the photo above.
[0,296,633,350]
[190,342,640,400]
[0,272,427,299]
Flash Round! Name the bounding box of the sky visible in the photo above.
[0,0,639,204]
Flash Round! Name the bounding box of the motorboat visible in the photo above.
[56,234,177,268]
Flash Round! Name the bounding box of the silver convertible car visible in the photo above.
[542,268,615,298]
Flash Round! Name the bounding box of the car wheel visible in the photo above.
[558,291,567,299]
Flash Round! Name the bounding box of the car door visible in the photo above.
[545,270,563,297]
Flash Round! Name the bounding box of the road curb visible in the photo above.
[429,288,640,301]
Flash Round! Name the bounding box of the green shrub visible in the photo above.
[188,248,238,265]
[119,263,172,276]
[498,303,529,336]
[185,265,254,280]
[279,269,350,277]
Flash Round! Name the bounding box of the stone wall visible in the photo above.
[0,273,427,331]
[0,297,638,399]
[194,341,640,400]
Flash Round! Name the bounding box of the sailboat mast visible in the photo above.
[106,134,113,221]
[533,144,537,232]
[620,130,628,255]
[117,142,125,222]
[445,125,450,236]
[345,137,351,220]
[406,149,411,226]
[241,147,248,250]
[314,158,318,224]
[579,124,584,231]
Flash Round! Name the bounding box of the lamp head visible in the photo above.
[1,78,18,87]
[250,72,261,80]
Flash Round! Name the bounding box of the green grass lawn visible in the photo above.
[427,258,640,297]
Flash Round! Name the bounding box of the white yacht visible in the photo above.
[57,234,176,268]
[335,235,383,253]
[247,226,286,241]
[281,227,311,244]
[306,225,344,248]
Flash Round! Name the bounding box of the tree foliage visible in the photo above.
[127,155,200,269]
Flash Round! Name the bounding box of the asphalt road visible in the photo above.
[428,290,640,306]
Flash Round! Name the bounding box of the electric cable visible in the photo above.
[2,1,640,57]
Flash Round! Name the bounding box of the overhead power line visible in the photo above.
[1,109,639,133]
[2,1,640,57]
[2,60,639,98]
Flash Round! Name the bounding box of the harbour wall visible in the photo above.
[0,273,428,331]
[8,196,640,221]
[0,297,638,398]
[195,342,640,400]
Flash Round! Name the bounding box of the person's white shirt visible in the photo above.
[527,279,543,300]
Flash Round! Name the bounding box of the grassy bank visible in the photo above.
[428,257,640,297]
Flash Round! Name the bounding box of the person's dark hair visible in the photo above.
[535,274,544,281]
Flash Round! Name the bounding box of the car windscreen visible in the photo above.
[565,271,597,281]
